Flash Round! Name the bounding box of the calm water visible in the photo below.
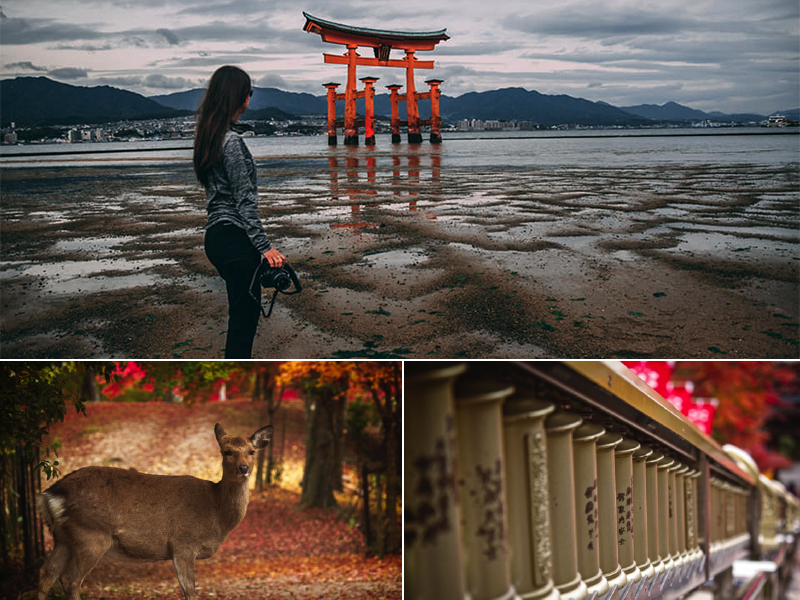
[1,128,798,169]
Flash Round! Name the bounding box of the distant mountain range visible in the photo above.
[0,77,191,127]
[2,76,793,129]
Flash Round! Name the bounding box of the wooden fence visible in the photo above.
[404,361,799,600]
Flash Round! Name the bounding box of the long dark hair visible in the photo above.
[194,65,252,188]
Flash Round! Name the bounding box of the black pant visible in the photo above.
[204,222,263,358]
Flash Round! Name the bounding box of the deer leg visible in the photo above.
[172,553,197,600]
[37,540,69,600]
[59,532,111,600]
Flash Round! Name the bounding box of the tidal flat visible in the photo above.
[1,139,798,358]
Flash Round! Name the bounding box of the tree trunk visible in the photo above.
[255,447,265,493]
[361,462,372,548]
[376,473,384,559]
[0,454,8,567]
[300,390,339,509]
[377,362,401,553]
[81,366,100,402]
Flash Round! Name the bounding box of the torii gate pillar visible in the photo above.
[323,82,340,145]
[426,79,444,143]
[405,50,422,144]
[360,76,379,145]
[344,45,359,145]
[386,84,403,143]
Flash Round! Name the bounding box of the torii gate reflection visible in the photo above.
[303,12,449,146]
[327,146,442,233]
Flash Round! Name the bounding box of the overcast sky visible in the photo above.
[1,0,798,114]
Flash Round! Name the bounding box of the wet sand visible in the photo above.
[1,149,798,358]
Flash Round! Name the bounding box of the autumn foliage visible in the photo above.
[625,361,798,474]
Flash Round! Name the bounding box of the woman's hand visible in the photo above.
[263,247,286,268]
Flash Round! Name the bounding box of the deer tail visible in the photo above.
[36,491,67,533]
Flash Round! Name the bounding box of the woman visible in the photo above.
[194,65,285,358]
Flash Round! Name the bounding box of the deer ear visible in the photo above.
[249,425,274,449]
[214,423,227,446]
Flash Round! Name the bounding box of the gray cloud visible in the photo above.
[143,73,198,89]
[504,8,697,39]
[48,67,89,79]
[5,60,48,71]
[52,42,115,51]
[96,75,144,86]
[254,73,288,88]
[0,13,103,45]
[156,28,180,45]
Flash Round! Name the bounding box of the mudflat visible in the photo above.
[1,148,797,358]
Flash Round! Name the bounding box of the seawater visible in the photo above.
[1,128,797,169]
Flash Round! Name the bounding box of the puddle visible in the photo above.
[361,248,429,269]
[52,236,137,254]
[671,231,795,260]
[2,258,175,280]
[149,228,201,239]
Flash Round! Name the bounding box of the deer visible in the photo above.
[35,422,273,600]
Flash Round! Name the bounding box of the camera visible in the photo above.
[250,261,302,318]
[260,264,298,292]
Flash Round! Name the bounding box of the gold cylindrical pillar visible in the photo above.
[633,446,655,580]
[615,439,642,584]
[503,395,559,600]
[405,363,468,600]
[725,483,735,540]
[759,475,778,550]
[667,461,681,568]
[656,456,675,573]
[645,451,664,575]
[710,478,722,549]
[686,470,703,563]
[455,379,519,600]
[545,411,588,600]
[572,423,609,598]
[597,432,627,594]
[674,465,689,565]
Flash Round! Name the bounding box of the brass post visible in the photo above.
[455,379,519,600]
[674,465,689,567]
[686,469,703,564]
[404,363,468,600]
[633,446,655,581]
[545,411,588,600]
[656,456,675,574]
[615,439,642,584]
[503,395,559,600]
[572,423,610,599]
[597,432,627,596]
[667,462,681,568]
[645,451,665,575]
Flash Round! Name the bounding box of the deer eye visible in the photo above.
[223,450,233,456]
[249,450,255,455]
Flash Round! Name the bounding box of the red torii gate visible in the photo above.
[302,12,449,145]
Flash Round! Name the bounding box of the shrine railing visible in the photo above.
[404,361,800,600]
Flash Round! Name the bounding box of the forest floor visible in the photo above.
[21,400,401,600]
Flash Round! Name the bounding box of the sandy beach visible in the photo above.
[1,137,798,358]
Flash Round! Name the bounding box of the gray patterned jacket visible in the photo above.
[204,129,271,254]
